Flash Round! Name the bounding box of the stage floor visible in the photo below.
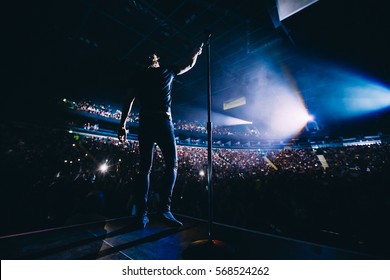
[0,214,385,260]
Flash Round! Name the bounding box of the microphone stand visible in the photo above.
[182,32,233,259]
[205,31,213,244]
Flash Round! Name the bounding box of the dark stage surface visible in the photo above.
[0,214,384,260]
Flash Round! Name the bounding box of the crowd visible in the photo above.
[1,120,389,256]
[65,99,267,140]
[67,99,139,124]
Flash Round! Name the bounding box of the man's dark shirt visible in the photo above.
[135,66,179,118]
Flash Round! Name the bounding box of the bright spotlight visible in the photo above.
[98,163,109,173]
[262,88,310,140]
[307,114,315,122]
[212,112,253,126]
[301,63,390,121]
[199,170,205,177]
[342,83,390,115]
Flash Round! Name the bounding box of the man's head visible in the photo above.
[148,54,160,68]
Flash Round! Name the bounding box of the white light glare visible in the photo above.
[99,163,109,173]
[307,114,314,121]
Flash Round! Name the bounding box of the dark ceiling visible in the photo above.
[7,0,390,129]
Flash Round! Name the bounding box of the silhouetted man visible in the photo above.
[118,46,202,227]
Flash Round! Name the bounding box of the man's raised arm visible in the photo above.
[176,46,203,76]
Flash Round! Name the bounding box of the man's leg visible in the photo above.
[156,120,182,227]
[137,124,155,227]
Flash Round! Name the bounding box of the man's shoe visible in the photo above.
[160,211,183,227]
[136,213,149,228]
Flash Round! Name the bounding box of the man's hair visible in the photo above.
[148,54,160,62]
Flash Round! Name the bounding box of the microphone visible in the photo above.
[203,30,211,45]
[197,30,210,55]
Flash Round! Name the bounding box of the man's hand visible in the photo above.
[195,45,203,56]
[118,126,127,143]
